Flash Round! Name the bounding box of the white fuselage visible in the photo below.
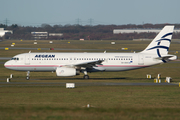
[4,52,162,72]
[4,26,177,79]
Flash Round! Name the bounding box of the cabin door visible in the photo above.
[25,55,30,65]
[138,55,144,65]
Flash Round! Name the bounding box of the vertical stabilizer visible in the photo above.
[141,25,174,55]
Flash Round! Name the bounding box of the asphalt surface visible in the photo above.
[0,81,177,87]
[0,57,11,60]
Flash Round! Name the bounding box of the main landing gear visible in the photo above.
[25,70,90,80]
[83,70,89,79]
[26,71,30,80]
[83,75,89,79]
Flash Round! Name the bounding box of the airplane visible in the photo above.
[4,25,177,80]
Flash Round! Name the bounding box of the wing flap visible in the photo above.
[63,60,104,68]
[74,60,104,68]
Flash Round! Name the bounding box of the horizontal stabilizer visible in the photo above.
[155,55,177,62]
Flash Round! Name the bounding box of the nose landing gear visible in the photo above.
[83,70,89,79]
[26,71,30,80]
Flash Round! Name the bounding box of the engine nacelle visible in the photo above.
[56,67,80,76]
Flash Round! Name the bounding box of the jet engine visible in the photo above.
[56,67,80,76]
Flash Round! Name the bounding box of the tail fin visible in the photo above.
[141,25,174,55]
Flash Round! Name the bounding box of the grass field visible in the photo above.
[0,39,180,120]
[0,86,180,120]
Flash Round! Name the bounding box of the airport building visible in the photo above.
[113,29,180,34]
[31,32,63,39]
[48,33,63,40]
[0,28,13,37]
[49,33,63,37]
[31,32,48,39]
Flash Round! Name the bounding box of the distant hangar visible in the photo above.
[31,32,63,39]
[113,28,180,34]
[0,28,13,37]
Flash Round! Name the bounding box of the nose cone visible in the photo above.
[4,60,17,70]
[4,61,11,69]
[4,61,8,68]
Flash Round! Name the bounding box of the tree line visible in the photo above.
[1,23,180,40]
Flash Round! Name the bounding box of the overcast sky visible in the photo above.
[0,0,180,26]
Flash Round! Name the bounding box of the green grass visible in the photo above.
[0,39,180,119]
[0,86,180,120]
[1,61,180,83]
[1,39,180,81]
[1,40,180,58]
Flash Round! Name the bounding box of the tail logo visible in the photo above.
[147,32,173,63]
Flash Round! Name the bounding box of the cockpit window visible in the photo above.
[11,57,19,60]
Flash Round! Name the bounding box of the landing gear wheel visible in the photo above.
[26,71,30,80]
[26,76,30,80]
[83,75,89,79]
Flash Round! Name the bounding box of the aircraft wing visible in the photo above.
[66,60,104,68]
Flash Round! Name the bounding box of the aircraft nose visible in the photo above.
[4,60,16,70]
[4,61,11,68]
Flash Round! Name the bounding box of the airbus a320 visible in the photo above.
[4,26,177,79]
